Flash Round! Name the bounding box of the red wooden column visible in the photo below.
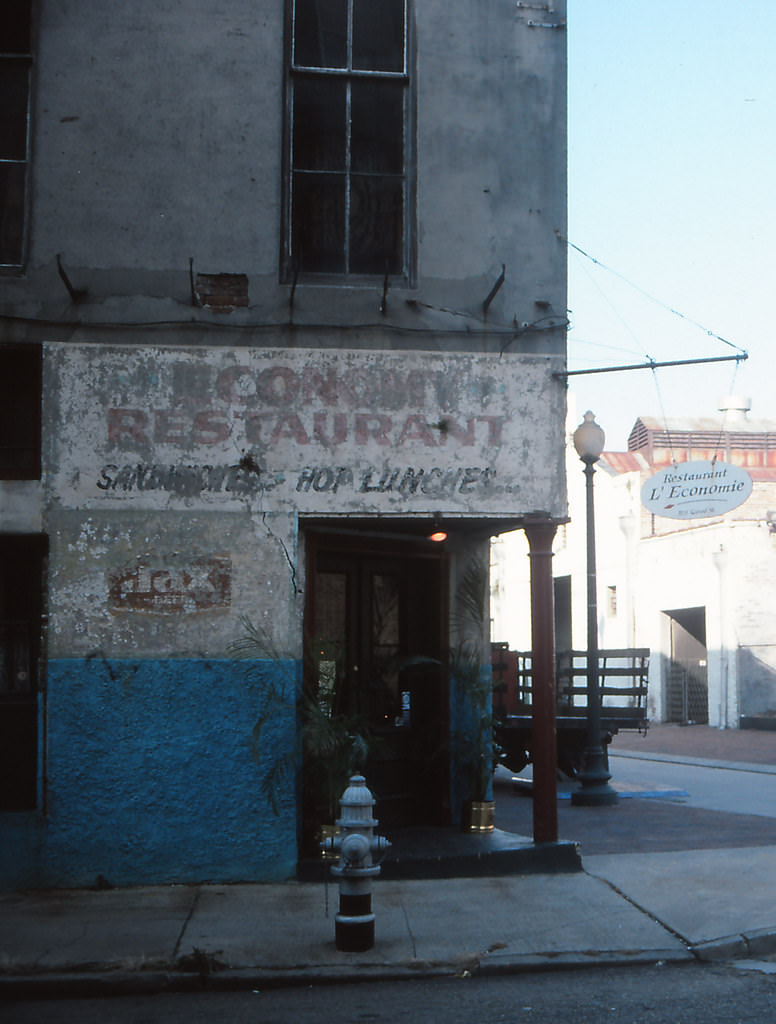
[524,518,559,844]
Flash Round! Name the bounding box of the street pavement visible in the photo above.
[1,724,775,999]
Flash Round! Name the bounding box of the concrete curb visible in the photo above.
[0,947,697,1001]
[610,750,776,776]
[691,927,776,962]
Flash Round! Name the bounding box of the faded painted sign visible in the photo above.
[47,344,566,517]
[108,557,232,613]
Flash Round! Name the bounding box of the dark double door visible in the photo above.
[0,534,46,810]
[304,533,449,842]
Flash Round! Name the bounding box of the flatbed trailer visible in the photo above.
[492,645,650,777]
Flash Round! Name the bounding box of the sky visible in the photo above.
[565,1,776,450]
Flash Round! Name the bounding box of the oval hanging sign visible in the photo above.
[641,460,753,520]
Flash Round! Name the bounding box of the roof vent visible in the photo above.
[718,396,751,424]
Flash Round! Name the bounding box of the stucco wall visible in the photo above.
[11,0,567,334]
[637,521,776,727]
[1,0,568,887]
[46,506,299,660]
[33,1,285,277]
[0,658,298,889]
[417,0,567,310]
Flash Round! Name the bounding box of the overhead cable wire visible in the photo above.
[558,232,748,357]
[650,362,678,467]
[571,247,647,359]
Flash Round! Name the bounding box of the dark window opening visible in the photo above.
[286,0,409,279]
[0,534,46,811]
[0,1,32,269]
[0,344,42,479]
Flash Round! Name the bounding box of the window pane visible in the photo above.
[292,171,346,272]
[0,345,40,477]
[294,0,347,68]
[351,79,404,174]
[353,0,405,72]
[350,174,403,274]
[315,572,347,715]
[0,163,26,267]
[293,77,346,171]
[287,0,410,277]
[0,1,31,55]
[370,573,401,725]
[0,63,30,160]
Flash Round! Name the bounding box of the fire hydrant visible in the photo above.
[321,774,391,952]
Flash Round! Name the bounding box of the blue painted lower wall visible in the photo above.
[0,658,300,890]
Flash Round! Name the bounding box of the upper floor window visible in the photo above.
[0,2,32,270]
[284,0,410,280]
[0,344,41,480]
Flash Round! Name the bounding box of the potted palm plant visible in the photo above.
[229,618,369,840]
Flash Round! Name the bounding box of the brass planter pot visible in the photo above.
[461,800,495,833]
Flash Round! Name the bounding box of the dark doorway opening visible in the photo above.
[554,575,572,655]
[664,606,709,725]
[0,533,46,810]
[303,531,449,852]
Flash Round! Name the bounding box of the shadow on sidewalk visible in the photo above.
[493,771,776,857]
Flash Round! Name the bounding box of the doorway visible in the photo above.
[554,575,572,655]
[0,534,46,810]
[665,607,709,724]
[303,531,449,847]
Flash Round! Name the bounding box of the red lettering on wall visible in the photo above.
[398,415,438,447]
[108,557,232,613]
[438,418,475,446]
[192,411,230,445]
[257,367,299,404]
[154,410,187,445]
[270,414,310,446]
[301,366,340,406]
[313,411,348,446]
[108,409,149,445]
[244,412,273,443]
[216,366,255,404]
[355,413,392,445]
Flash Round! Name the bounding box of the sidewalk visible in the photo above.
[3,848,776,999]
[2,724,775,999]
[611,722,776,766]
[0,871,696,999]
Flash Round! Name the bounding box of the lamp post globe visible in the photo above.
[573,410,606,462]
[571,411,619,806]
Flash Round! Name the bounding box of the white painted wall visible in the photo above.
[491,407,776,727]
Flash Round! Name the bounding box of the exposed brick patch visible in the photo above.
[195,273,249,311]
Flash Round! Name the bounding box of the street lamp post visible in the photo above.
[570,411,619,807]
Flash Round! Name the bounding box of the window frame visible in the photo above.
[281,0,415,286]
[0,1,33,273]
[0,343,42,480]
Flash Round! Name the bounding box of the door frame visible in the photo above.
[302,527,450,843]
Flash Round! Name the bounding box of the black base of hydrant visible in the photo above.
[335,892,375,952]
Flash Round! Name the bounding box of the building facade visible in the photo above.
[492,398,776,733]
[1,1,568,888]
